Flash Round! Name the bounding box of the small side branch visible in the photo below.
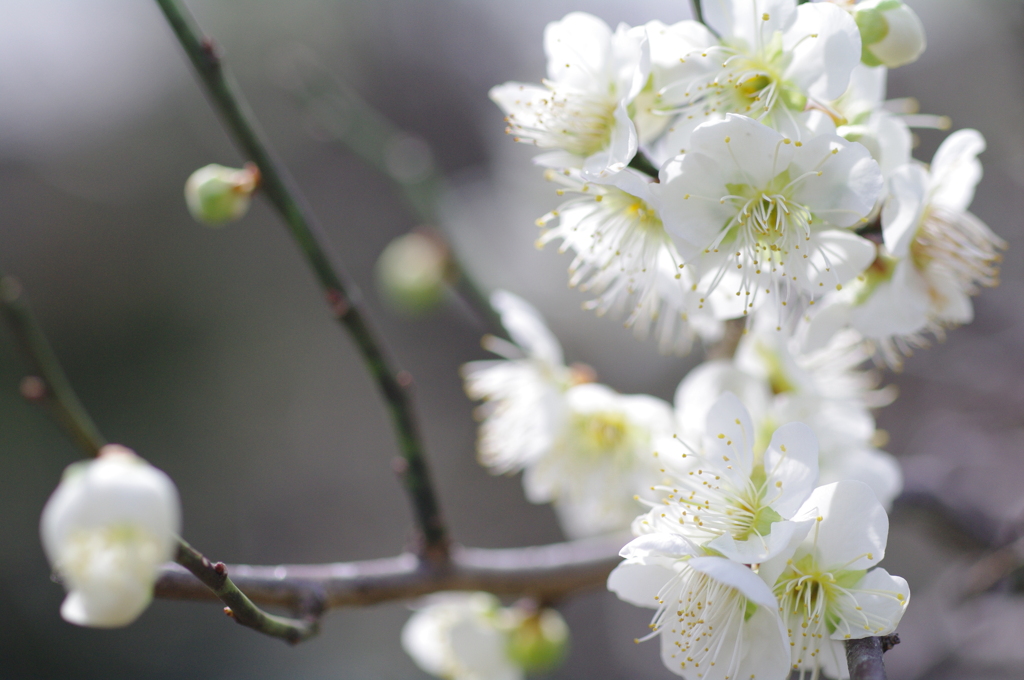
[153,0,448,558]
[175,540,321,644]
[155,535,624,614]
[845,635,899,680]
[0,274,106,455]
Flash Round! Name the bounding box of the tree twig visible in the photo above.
[155,534,625,613]
[705,317,746,361]
[0,274,106,455]
[691,0,705,25]
[845,636,896,680]
[175,539,322,644]
[153,0,448,559]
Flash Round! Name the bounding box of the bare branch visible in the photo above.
[155,535,625,615]
[152,0,448,558]
[845,635,899,680]
[174,539,321,644]
[0,274,107,455]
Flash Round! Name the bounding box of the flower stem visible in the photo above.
[174,539,322,644]
[153,0,448,559]
[0,274,107,455]
[691,0,705,25]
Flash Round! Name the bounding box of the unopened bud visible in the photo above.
[40,445,181,628]
[505,608,569,673]
[375,230,453,314]
[855,0,926,68]
[184,163,259,226]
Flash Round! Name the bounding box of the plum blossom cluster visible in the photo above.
[470,0,1005,676]
[490,0,1003,365]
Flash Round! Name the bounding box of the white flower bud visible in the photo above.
[375,231,452,314]
[184,163,259,226]
[40,445,181,628]
[505,607,569,674]
[856,0,926,68]
[402,593,523,680]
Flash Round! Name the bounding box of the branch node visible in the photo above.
[223,606,234,618]
[213,561,227,575]
[391,456,409,475]
[19,375,47,401]
[880,633,900,652]
[325,288,351,318]
[396,370,414,388]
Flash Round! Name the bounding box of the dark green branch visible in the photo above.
[691,0,705,25]
[0,274,106,455]
[153,0,448,558]
[175,539,321,644]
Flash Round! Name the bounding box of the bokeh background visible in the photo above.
[1,1,1023,678]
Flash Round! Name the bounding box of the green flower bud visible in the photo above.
[375,231,453,314]
[505,608,569,674]
[855,0,926,68]
[184,163,259,226]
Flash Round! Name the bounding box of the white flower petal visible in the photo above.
[799,230,877,293]
[819,446,903,510]
[783,2,861,102]
[764,422,819,517]
[829,567,910,640]
[704,391,756,479]
[929,128,985,212]
[544,12,613,88]
[608,560,678,609]
[704,0,798,51]
[581,100,638,179]
[489,290,564,367]
[790,134,882,228]
[882,163,929,258]
[849,258,931,339]
[794,481,887,570]
[692,114,793,191]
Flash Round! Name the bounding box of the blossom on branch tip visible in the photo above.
[759,481,909,679]
[489,12,649,179]
[608,533,790,680]
[636,391,819,564]
[40,445,181,628]
[462,290,673,538]
[184,163,258,226]
[853,0,926,69]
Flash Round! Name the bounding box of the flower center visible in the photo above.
[569,410,636,460]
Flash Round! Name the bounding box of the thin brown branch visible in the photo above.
[705,317,746,361]
[845,636,898,680]
[0,274,107,454]
[155,535,625,615]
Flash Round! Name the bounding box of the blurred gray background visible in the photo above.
[1,1,1023,678]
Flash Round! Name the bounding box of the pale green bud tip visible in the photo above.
[375,231,453,314]
[855,0,926,68]
[505,608,570,673]
[184,163,260,226]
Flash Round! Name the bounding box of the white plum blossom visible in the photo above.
[804,129,1006,365]
[462,290,572,474]
[635,392,819,564]
[608,533,791,680]
[462,290,674,538]
[759,481,910,679]
[853,0,926,69]
[647,0,862,155]
[40,445,181,628]
[489,12,649,179]
[401,592,523,680]
[535,167,723,354]
[529,381,675,539]
[657,114,882,313]
[833,65,912,178]
[674,323,903,507]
